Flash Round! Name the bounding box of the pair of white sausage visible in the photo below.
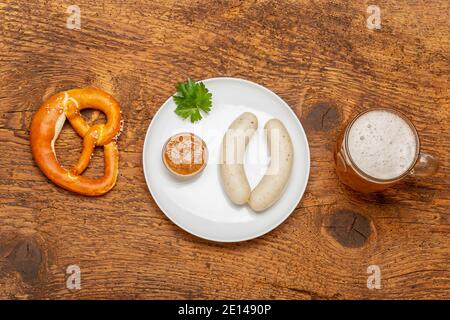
[220,112,294,211]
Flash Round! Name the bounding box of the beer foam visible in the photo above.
[347,110,417,180]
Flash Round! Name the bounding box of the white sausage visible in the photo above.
[220,112,258,205]
[249,119,293,212]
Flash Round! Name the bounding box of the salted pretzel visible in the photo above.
[30,88,122,196]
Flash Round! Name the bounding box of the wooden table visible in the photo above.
[0,0,448,299]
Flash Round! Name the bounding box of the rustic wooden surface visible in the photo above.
[0,0,449,299]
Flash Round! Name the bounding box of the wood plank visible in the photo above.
[0,0,448,299]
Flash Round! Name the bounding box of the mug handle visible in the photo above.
[410,152,439,177]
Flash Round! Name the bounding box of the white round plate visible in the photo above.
[143,77,310,242]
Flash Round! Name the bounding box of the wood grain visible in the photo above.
[0,0,449,299]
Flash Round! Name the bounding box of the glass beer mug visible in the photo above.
[334,108,439,192]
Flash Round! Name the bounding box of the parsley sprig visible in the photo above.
[173,78,212,123]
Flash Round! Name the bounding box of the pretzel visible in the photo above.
[30,88,122,196]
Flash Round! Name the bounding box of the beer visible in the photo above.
[335,108,438,192]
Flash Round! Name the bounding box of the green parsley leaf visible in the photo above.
[173,78,212,123]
